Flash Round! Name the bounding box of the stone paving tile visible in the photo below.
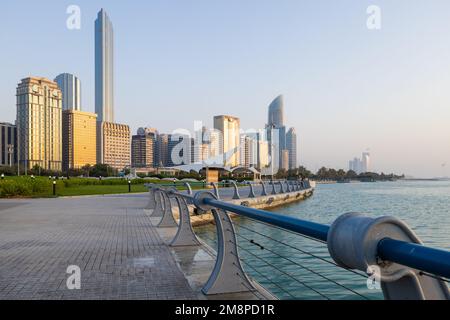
[0,195,197,300]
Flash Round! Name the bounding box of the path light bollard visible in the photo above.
[260,181,267,196]
[169,195,201,247]
[128,180,131,193]
[193,192,257,295]
[231,180,241,200]
[327,213,450,300]
[1,173,4,180]
[52,180,56,196]
[247,181,256,198]
[157,191,178,228]
[271,180,277,195]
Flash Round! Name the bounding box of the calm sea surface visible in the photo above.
[194,181,450,300]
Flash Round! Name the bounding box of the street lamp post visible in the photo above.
[52,180,56,196]
[128,180,131,193]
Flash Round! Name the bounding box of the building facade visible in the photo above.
[95,9,114,123]
[286,127,297,170]
[97,122,130,170]
[131,128,157,168]
[155,134,169,167]
[16,77,62,171]
[214,115,240,167]
[0,122,17,166]
[54,73,81,111]
[62,110,97,171]
[281,149,289,171]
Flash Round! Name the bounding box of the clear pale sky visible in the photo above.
[1,0,450,178]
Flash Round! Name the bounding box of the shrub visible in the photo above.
[0,180,32,197]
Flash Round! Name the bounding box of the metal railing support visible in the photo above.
[286,181,291,192]
[260,181,267,196]
[271,180,277,195]
[295,181,300,191]
[231,181,241,199]
[157,191,178,228]
[145,186,157,209]
[211,182,220,199]
[152,190,164,217]
[169,195,201,247]
[327,213,450,300]
[194,192,257,295]
[279,181,285,193]
[247,182,256,198]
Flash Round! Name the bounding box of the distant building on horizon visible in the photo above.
[54,73,81,111]
[286,127,297,170]
[266,95,286,172]
[95,8,114,123]
[131,127,157,168]
[214,115,240,167]
[97,122,130,170]
[349,151,371,174]
[16,77,62,171]
[0,122,17,166]
[62,110,97,171]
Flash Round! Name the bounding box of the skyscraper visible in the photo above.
[54,73,81,111]
[131,128,157,168]
[266,95,286,171]
[16,77,62,171]
[62,110,97,171]
[286,127,297,170]
[97,122,130,170]
[214,115,240,167]
[95,9,114,123]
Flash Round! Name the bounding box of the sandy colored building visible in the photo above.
[97,122,130,170]
[213,115,240,167]
[62,110,97,171]
[16,77,62,171]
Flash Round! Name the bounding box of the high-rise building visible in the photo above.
[286,127,297,170]
[281,149,289,171]
[266,95,286,171]
[16,77,62,171]
[214,115,240,167]
[0,122,17,166]
[168,134,191,167]
[62,110,97,171]
[95,9,114,123]
[156,134,169,167]
[131,128,157,168]
[54,73,81,111]
[349,152,371,174]
[362,152,371,173]
[97,122,130,170]
[268,95,284,128]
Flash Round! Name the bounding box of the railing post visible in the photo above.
[152,189,164,217]
[286,181,291,192]
[260,181,267,196]
[145,185,157,209]
[169,195,201,247]
[183,182,193,195]
[295,181,300,191]
[157,191,178,228]
[271,180,277,195]
[211,182,220,199]
[231,181,241,199]
[279,181,285,193]
[247,182,256,198]
[193,192,257,295]
[327,213,450,300]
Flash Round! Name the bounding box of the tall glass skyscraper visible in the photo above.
[286,127,297,170]
[54,73,81,111]
[268,95,284,128]
[95,9,114,123]
[267,95,286,171]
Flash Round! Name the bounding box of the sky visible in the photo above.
[1,0,450,178]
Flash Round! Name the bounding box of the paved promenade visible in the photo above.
[0,194,197,300]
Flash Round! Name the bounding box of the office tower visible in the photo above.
[167,134,191,167]
[156,134,169,167]
[257,139,270,170]
[281,149,289,171]
[97,122,130,170]
[54,73,81,111]
[266,95,286,171]
[239,135,256,168]
[95,9,114,123]
[268,95,284,128]
[16,77,62,171]
[362,152,370,173]
[214,115,240,167]
[349,157,362,174]
[131,128,157,168]
[286,127,297,170]
[62,110,97,171]
[0,122,17,166]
